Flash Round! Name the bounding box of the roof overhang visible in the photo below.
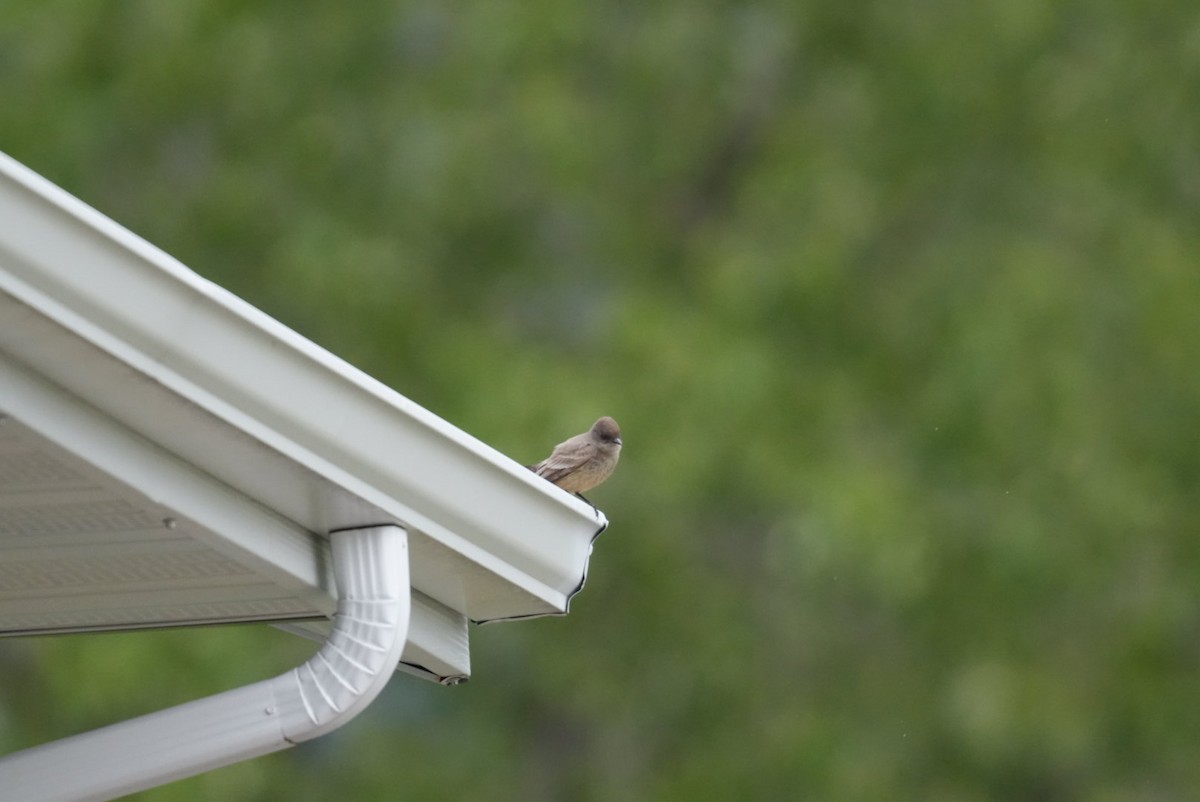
[0,151,606,684]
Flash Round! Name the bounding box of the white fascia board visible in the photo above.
[0,151,605,622]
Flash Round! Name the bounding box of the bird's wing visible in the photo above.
[530,435,597,484]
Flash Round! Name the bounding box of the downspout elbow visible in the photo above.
[0,525,411,802]
[272,525,412,742]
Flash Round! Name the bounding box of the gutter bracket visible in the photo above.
[0,525,411,802]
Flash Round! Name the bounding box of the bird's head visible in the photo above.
[592,416,623,447]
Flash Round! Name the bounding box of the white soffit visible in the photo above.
[0,151,606,672]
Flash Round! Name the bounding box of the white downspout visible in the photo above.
[0,524,411,802]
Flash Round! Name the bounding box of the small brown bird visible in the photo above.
[528,416,623,497]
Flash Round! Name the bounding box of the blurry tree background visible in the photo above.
[2,1,1200,799]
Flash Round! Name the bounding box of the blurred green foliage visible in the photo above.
[3,1,1200,799]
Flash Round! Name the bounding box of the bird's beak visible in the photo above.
[614,437,623,446]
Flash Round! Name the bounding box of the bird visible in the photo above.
[528,416,622,501]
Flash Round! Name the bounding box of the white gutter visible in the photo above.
[0,150,605,624]
[0,524,411,802]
